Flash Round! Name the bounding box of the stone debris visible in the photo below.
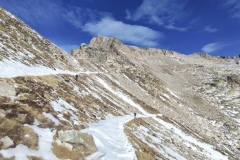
[0,82,15,97]
[0,136,14,149]
[58,130,97,154]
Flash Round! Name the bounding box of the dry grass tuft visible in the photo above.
[52,142,85,160]
[0,156,14,160]
[0,118,20,138]
[19,126,38,150]
[136,151,155,160]
[27,156,44,160]
[125,118,165,160]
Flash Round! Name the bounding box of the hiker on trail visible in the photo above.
[134,113,136,118]
[75,74,78,81]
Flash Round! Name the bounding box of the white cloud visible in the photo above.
[0,0,110,29]
[204,26,218,33]
[62,7,111,29]
[0,0,63,26]
[222,0,240,21]
[126,0,189,31]
[165,25,189,32]
[1,0,163,47]
[201,42,225,53]
[82,17,163,47]
[125,10,131,20]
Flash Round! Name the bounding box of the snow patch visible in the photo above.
[0,59,75,78]
[151,116,228,160]
[0,59,103,78]
[96,77,147,114]
[50,98,80,126]
[43,112,60,125]
[73,85,89,98]
[0,125,58,160]
[82,115,137,160]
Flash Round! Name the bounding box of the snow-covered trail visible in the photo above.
[0,59,229,159]
[81,115,137,160]
[0,59,101,78]
[95,77,228,160]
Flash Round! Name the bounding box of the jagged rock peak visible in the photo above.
[190,52,221,62]
[89,36,123,49]
[71,35,178,60]
[193,52,214,58]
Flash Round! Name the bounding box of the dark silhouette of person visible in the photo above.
[134,113,136,118]
[75,75,78,81]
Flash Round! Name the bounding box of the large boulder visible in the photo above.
[57,130,97,154]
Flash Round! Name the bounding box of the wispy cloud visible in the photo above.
[0,0,109,29]
[201,42,226,53]
[0,0,63,27]
[62,6,111,29]
[0,0,163,47]
[221,0,240,21]
[63,7,163,47]
[126,0,189,31]
[83,17,163,47]
[204,25,218,33]
[165,25,189,32]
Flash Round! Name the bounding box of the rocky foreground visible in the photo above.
[0,7,240,160]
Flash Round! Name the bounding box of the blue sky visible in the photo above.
[0,0,240,56]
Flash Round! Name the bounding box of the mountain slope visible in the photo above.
[0,7,79,71]
[0,7,239,160]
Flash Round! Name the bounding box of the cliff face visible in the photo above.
[0,7,240,160]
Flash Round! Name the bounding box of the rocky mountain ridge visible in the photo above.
[0,7,240,160]
[0,7,79,71]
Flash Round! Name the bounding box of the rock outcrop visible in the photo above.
[0,136,14,149]
[0,81,15,97]
[57,130,97,154]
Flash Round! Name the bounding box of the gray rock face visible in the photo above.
[58,130,97,153]
[0,81,15,97]
[55,139,73,151]
[0,136,14,149]
[0,109,6,120]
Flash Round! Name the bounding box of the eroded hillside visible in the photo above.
[0,7,240,160]
[0,7,79,71]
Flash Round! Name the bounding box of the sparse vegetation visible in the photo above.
[0,7,239,159]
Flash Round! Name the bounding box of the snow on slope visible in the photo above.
[96,77,147,114]
[82,115,137,160]
[0,57,230,159]
[151,116,228,160]
[0,59,101,78]
[0,125,58,160]
[95,76,228,160]
[0,59,75,78]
